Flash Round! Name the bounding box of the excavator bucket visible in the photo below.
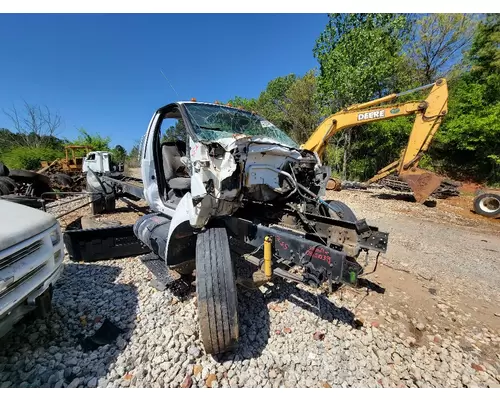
[399,168,443,203]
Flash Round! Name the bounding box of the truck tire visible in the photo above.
[0,177,16,192]
[321,200,357,222]
[31,180,53,197]
[52,173,73,187]
[196,227,239,355]
[0,181,10,195]
[473,192,500,218]
[9,169,51,186]
[0,162,9,177]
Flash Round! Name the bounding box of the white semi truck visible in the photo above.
[82,151,124,175]
[0,199,64,338]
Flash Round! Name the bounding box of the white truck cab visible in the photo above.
[83,151,124,175]
[83,151,113,174]
[0,200,64,338]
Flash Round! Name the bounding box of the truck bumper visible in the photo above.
[225,217,388,288]
[0,254,64,339]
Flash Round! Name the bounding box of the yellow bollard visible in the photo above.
[263,236,273,278]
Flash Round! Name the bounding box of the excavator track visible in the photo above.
[379,175,460,199]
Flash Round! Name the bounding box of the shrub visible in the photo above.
[0,146,64,170]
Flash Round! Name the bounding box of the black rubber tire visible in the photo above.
[321,200,357,222]
[473,192,500,218]
[0,176,16,192]
[0,162,9,177]
[196,227,239,355]
[0,195,43,209]
[52,173,73,187]
[31,180,53,197]
[0,181,10,196]
[9,169,51,185]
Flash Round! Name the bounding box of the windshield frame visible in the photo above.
[180,102,299,148]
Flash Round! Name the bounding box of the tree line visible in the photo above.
[228,14,499,184]
[0,101,136,170]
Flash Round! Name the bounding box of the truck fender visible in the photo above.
[164,192,196,266]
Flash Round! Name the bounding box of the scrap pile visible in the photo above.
[0,159,86,208]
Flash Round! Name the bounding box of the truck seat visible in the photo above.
[161,141,190,191]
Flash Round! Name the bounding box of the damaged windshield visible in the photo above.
[183,103,299,148]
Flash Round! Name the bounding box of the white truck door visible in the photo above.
[102,153,110,173]
[83,152,97,172]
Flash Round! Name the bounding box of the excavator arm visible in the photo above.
[301,79,448,202]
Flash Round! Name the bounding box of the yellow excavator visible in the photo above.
[301,78,449,203]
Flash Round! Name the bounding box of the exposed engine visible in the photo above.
[241,144,328,205]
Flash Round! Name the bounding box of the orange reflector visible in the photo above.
[191,98,197,102]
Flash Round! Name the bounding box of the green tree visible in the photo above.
[279,70,321,144]
[314,14,410,110]
[469,13,500,100]
[0,126,68,170]
[408,14,478,84]
[255,74,298,133]
[112,144,127,163]
[126,144,140,168]
[72,128,111,151]
[430,14,500,183]
[162,119,186,142]
[227,71,321,144]
[313,13,411,179]
[226,97,258,111]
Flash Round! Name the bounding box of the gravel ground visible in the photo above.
[0,255,498,388]
[325,188,500,300]
[1,192,499,388]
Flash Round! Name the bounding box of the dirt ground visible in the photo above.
[324,186,499,365]
[51,172,499,367]
[125,167,142,180]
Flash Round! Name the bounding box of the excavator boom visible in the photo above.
[301,79,448,203]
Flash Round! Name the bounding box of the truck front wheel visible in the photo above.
[195,227,239,355]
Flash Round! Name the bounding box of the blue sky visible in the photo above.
[0,14,328,151]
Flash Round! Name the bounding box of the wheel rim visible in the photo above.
[479,196,500,214]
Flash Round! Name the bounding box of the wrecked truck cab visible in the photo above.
[137,101,389,355]
[141,101,330,229]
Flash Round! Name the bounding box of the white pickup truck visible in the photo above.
[0,199,64,338]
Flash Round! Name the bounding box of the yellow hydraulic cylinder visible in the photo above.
[263,236,273,278]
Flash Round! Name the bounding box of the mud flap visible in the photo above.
[400,168,442,203]
[34,286,53,319]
